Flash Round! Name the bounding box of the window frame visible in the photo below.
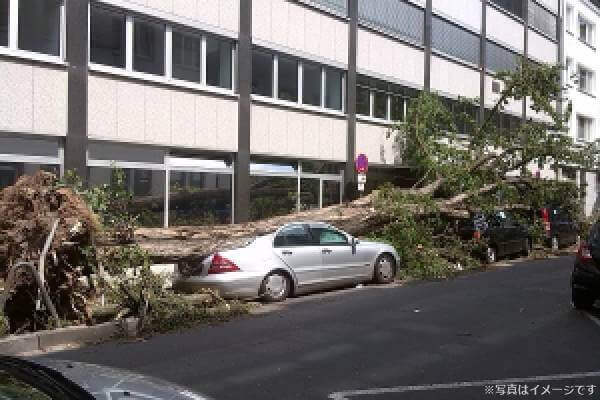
[3,0,66,60]
[577,64,595,95]
[579,15,595,46]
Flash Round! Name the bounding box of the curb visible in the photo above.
[0,319,137,356]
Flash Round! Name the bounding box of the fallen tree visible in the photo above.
[0,172,101,332]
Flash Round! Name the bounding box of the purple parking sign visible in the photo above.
[355,154,368,173]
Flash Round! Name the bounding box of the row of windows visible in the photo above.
[528,1,557,40]
[358,0,424,45]
[252,48,344,112]
[0,0,63,56]
[356,75,417,121]
[432,16,480,65]
[90,5,233,89]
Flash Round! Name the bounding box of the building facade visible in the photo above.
[563,0,600,215]
[0,0,562,226]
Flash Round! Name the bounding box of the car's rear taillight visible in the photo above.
[208,253,240,274]
[541,208,551,237]
[577,241,593,263]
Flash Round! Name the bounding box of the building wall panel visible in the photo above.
[432,0,481,31]
[250,104,346,161]
[0,59,67,137]
[356,122,400,166]
[172,91,195,147]
[88,75,118,139]
[358,28,424,87]
[253,0,348,65]
[486,7,524,52]
[120,0,238,33]
[528,29,557,64]
[484,76,522,116]
[431,56,480,99]
[88,74,237,151]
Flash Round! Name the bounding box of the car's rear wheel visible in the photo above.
[485,246,497,264]
[260,272,290,302]
[374,254,396,284]
[572,287,595,310]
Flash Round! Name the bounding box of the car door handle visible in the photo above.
[322,249,332,254]
[282,250,293,255]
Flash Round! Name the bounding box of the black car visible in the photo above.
[0,356,211,399]
[457,211,531,263]
[572,223,600,310]
[539,207,579,250]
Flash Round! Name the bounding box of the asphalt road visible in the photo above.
[39,256,600,400]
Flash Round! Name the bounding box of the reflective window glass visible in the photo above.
[252,49,273,97]
[206,36,232,89]
[278,56,298,102]
[303,62,322,107]
[0,0,9,47]
[19,0,61,56]
[134,19,165,76]
[172,30,201,83]
[325,68,343,111]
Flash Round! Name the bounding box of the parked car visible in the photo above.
[539,207,579,250]
[571,222,600,310]
[0,356,210,399]
[174,222,401,302]
[456,211,531,263]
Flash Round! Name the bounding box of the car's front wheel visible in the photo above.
[572,287,595,310]
[374,254,396,284]
[260,272,291,302]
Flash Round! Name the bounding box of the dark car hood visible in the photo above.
[34,359,211,400]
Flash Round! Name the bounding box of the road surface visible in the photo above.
[39,256,600,399]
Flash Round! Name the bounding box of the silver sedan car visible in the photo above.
[174,222,401,302]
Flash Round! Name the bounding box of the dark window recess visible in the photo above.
[19,0,61,56]
[172,30,200,83]
[0,0,8,47]
[325,68,343,111]
[358,0,424,44]
[391,95,405,121]
[252,49,273,97]
[486,40,519,73]
[529,1,557,40]
[492,80,501,93]
[278,56,298,102]
[373,91,387,119]
[303,62,322,107]
[206,36,232,89]
[432,16,480,65]
[356,86,371,116]
[91,6,126,68]
[489,0,524,18]
[134,19,165,76]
